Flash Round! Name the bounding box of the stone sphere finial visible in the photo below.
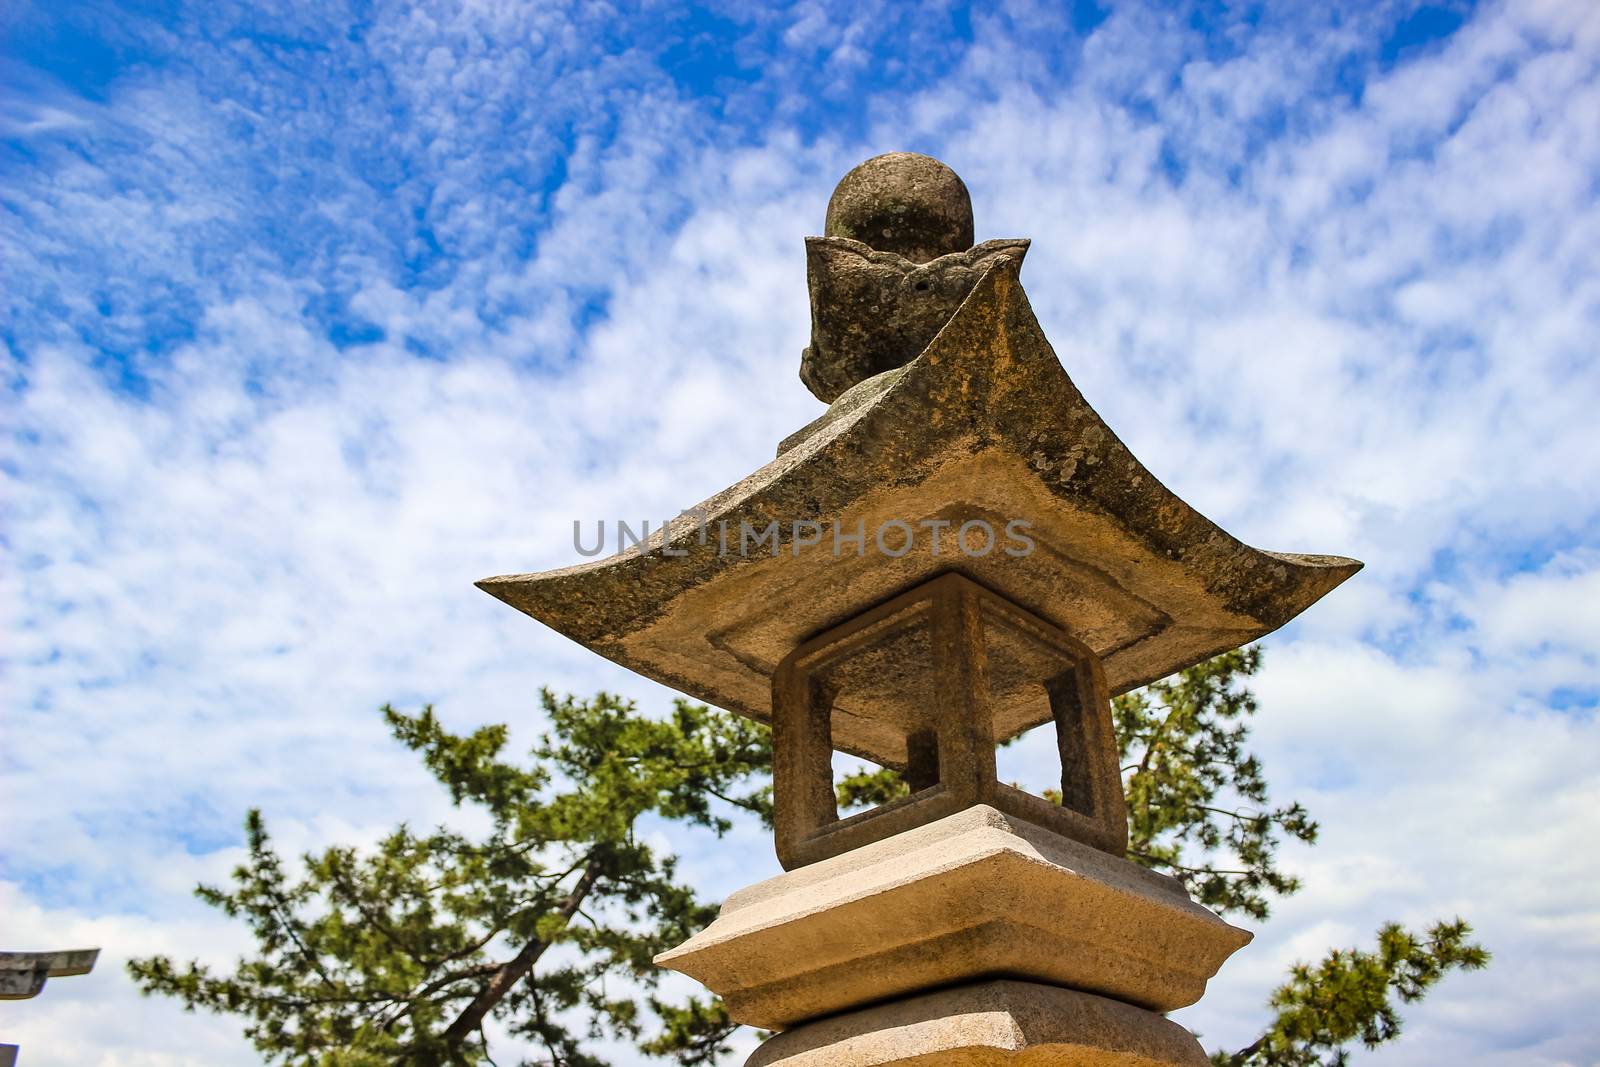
[824,153,975,264]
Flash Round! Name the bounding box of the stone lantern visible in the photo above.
[480,153,1359,1066]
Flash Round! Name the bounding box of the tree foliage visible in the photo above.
[131,651,1486,1066]
[1115,646,1316,920]
[130,692,769,1065]
[795,646,1488,1065]
[1215,920,1490,1066]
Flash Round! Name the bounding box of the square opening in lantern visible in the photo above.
[811,596,942,792]
[770,571,1128,870]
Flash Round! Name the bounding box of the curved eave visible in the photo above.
[478,258,1359,762]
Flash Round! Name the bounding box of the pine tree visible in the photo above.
[130,693,770,1065]
[130,650,1487,1065]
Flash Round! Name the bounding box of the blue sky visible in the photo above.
[3,1,1598,1064]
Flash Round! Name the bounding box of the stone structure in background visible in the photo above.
[0,949,99,1002]
[1,948,99,1067]
[481,153,1360,1065]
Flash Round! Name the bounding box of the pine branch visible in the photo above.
[439,853,605,1050]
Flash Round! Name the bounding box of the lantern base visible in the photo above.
[655,804,1249,1032]
[747,979,1208,1067]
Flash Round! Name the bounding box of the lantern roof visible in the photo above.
[478,258,1359,769]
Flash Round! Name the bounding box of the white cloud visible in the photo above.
[3,0,1599,1064]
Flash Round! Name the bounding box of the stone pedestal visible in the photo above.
[748,980,1209,1067]
[656,806,1248,1065]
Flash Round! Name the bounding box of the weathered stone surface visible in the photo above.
[0,948,99,1000]
[746,980,1209,1067]
[802,152,1025,403]
[824,152,975,263]
[478,259,1361,773]
[654,805,1250,1031]
[772,573,1127,869]
[800,236,1029,403]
